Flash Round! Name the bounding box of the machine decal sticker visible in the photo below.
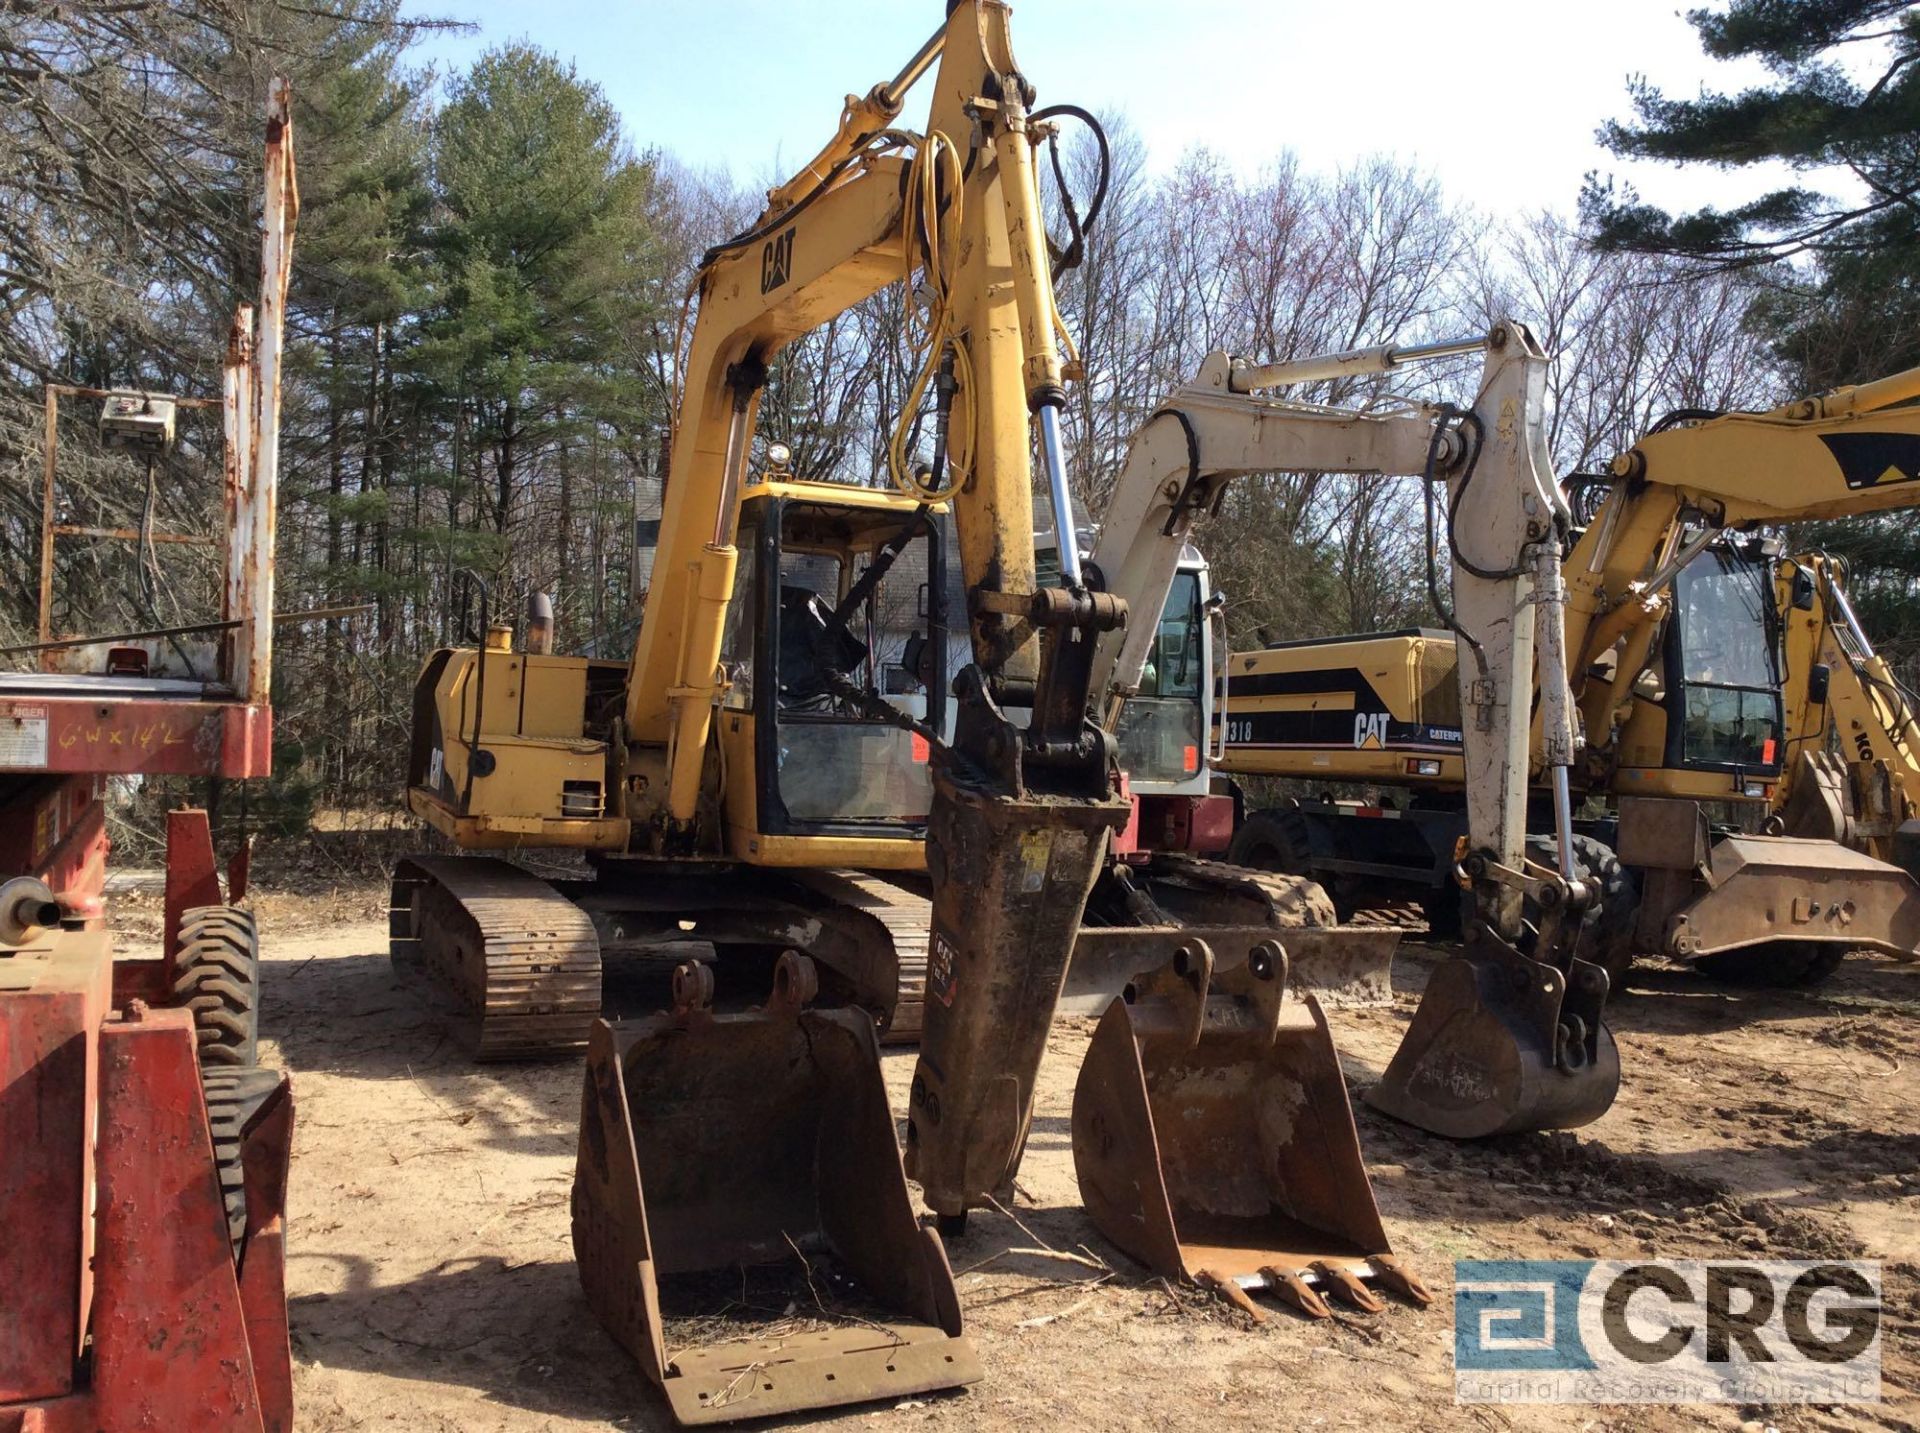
[1821,431,1920,490]
[760,226,794,294]
[0,702,49,769]
[928,928,959,1007]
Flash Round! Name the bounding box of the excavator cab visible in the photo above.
[716,481,951,852]
[1615,537,1787,797]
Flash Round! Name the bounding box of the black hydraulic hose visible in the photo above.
[698,130,917,270]
[1443,409,1534,585]
[1421,407,1489,682]
[1030,103,1109,279]
[1648,406,1724,434]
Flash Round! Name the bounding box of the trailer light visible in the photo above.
[1182,744,1199,774]
[1406,758,1442,776]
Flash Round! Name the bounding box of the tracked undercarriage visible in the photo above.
[1068,852,1399,1014]
[390,855,935,1059]
[390,847,1381,1059]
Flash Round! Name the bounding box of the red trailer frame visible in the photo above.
[1,77,299,1433]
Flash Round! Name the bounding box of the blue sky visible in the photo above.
[398,0,1825,220]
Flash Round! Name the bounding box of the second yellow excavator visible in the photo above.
[1211,365,1920,987]
[1774,551,1920,879]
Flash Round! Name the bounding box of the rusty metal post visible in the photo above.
[234,78,298,709]
[222,305,255,690]
[38,389,58,661]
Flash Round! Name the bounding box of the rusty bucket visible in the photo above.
[1365,926,1620,1138]
[1072,940,1429,1319]
[571,953,980,1425]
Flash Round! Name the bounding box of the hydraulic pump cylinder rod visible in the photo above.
[883,26,947,108]
[1826,565,1876,656]
[1037,404,1083,588]
[1531,540,1580,884]
[1230,334,1491,393]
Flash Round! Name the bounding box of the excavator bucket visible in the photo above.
[1365,927,1620,1138]
[1072,939,1431,1318]
[571,954,980,1426]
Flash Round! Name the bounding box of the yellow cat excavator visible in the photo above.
[389,7,1613,1419]
[1215,365,1920,988]
[1772,551,1920,886]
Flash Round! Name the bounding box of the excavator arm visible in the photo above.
[1567,364,1920,772]
[1083,324,1619,1137]
[1776,553,1920,872]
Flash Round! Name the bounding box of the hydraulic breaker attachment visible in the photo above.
[571,954,979,1426]
[1366,921,1619,1139]
[1072,940,1429,1318]
[905,649,1131,1224]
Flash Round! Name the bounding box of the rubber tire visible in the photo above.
[1694,941,1847,988]
[1524,834,1638,991]
[172,906,260,1068]
[199,1066,282,1254]
[1226,808,1350,921]
[1227,808,1312,878]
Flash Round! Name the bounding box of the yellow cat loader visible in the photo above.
[1217,367,1920,988]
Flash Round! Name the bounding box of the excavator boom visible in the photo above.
[1078,322,1620,1140]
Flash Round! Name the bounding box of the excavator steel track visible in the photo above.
[1142,852,1340,929]
[791,869,930,1043]
[390,856,600,1060]
[1075,853,1396,1010]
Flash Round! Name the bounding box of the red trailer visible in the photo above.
[1,78,299,1433]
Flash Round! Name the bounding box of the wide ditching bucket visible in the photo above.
[1366,927,1620,1139]
[1072,939,1430,1320]
[571,953,980,1425]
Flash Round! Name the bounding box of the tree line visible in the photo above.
[1,0,1907,827]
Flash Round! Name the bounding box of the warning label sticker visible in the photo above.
[0,703,49,769]
[928,928,959,1008]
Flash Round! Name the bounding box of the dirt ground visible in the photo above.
[113,882,1920,1432]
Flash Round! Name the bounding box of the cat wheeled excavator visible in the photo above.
[1215,364,1920,988]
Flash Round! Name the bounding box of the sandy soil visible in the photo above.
[124,882,1919,1432]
